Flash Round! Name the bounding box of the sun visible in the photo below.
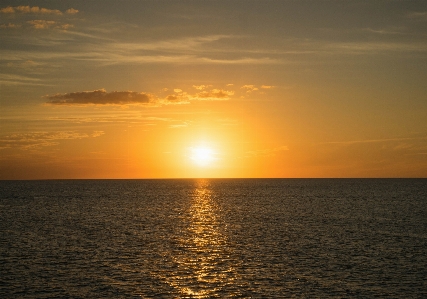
[190,146,215,167]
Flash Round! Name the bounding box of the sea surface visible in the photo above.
[1,179,426,298]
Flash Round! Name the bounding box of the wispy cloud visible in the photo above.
[27,20,74,30]
[169,122,189,129]
[325,137,427,145]
[83,35,280,66]
[0,73,49,86]
[245,146,289,157]
[126,35,230,51]
[363,27,407,35]
[241,85,259,93]
[406,11,427,20]
[328,41,427,54]
[47,115,173,125]
[0,23,21,29]
[324,136,427,157]
[0,131,104,150]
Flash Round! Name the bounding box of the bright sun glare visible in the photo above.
[190,146,215,167]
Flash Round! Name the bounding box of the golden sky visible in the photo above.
[1,1,427,179]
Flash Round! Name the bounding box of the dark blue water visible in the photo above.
[1,179,426,298]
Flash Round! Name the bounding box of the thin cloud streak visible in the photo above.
[3,26,427,71]
[328,41,427,54]
[245,146,289,157]
[47,115,173,124]
[0,131,103,150]
[0,73,51,86]
[325,137,427,145]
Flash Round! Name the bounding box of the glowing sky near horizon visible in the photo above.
[1,0,427,179]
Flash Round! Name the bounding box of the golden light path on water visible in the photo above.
[166,179,238,298]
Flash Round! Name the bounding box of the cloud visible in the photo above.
[407,11,427,20]
[0,6,78,30]
[47,115,173,125]
[46,89,155,106]
[0,32,280,66]
[169,122,189,129]
[246,146,289,157]
[194,89,234,100]
[1,20,74,30]
[68,35,281,66]
[328,41,427,54]
[193,85,212,90]
[261,85,274,89]
[165,94,180,102]
[241,85,259,93]
[110,55,279,65]
[28,20,55,29]
[0,6,76,15]
[0,73,48,86]
[363,27,405,35]
[0,131,104,151]
[26,20,74,30]
[325,137,426,145]
[164,89,190,104]
[0,6,14,13]
[45,85,237,107]
[111,35,231,52]
[7,60,41,68]
[0,23,21,29]
[164,87,234,103]
[198,57,278,65]
[58,23,74,30]
[91,131,104,137]
[324,136,427,157]
[65,8,79,15]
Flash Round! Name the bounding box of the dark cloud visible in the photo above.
[46,86,237,107]
[46,89,154,106]
[166,94,179,101]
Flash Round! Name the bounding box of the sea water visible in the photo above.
[1,179,426,298]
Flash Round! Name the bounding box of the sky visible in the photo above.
[1,0,427,179]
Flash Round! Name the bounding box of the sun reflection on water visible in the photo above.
[168,179,237,298]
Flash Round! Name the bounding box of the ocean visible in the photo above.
[1,179,426,298]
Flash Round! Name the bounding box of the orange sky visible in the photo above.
[1,1,427,179]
